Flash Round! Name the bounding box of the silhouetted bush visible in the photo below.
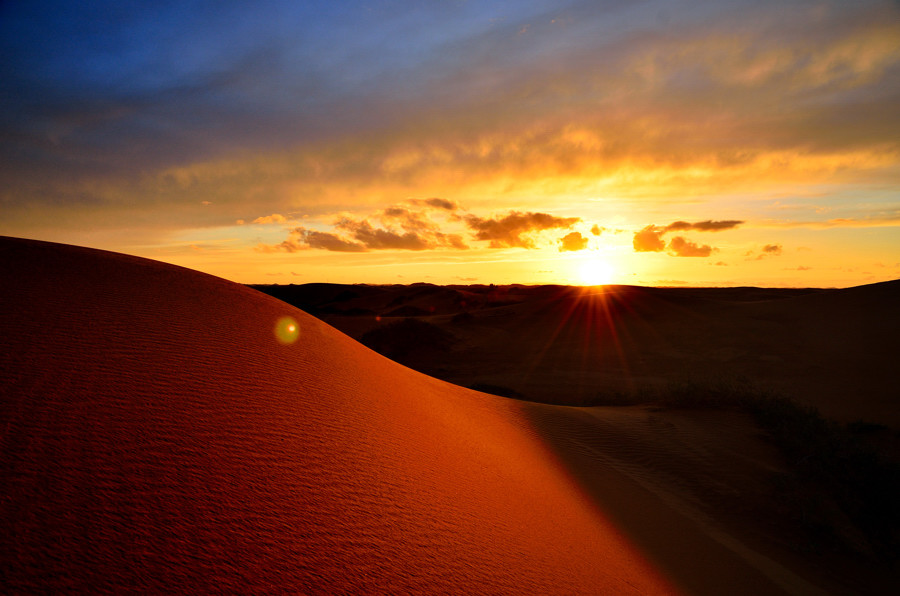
[653,379,900,560]
[591,378,900,559]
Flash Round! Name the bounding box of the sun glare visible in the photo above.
[578,258,614,286]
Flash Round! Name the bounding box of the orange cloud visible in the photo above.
[667,236,715,257]
[558,231,589,252]
[633,225,666,252]
[464,211,580,248]
[335,218,465,251]
[633,219,742,256]
[251,214,289,224]
[275,228,366,253]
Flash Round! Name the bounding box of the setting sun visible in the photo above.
[578,258,615,286]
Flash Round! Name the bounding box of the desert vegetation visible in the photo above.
[593,379,900,561]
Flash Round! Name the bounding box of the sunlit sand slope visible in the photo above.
[0,237,675,594]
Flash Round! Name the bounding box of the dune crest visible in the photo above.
[0,237,675,594]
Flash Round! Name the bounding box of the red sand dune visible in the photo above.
[3,237,864,594]
[0,237,675,593]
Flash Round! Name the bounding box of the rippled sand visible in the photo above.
[1,237,676,594]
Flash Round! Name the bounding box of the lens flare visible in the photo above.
[275,316,300,344]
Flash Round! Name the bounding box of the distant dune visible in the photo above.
[2,237,896,594]
[255,279,900,427]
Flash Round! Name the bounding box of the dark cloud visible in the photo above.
[268,207,580,252]
[633,225,666,252]
[665,220,743,232]
[664,221,694,232]
[558,231,589,252]
[337,219,444,251]
[274,228,367,253]
[667,236,715,257]
[763,244,783,255]
[688,220,744,232]
[465,211,580,248]
[416,197,458,211]
[265,202,471,253]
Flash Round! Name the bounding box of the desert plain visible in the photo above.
[2,236,899,594]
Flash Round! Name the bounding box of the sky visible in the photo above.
[2,0,898,287]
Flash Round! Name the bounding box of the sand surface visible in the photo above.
[1,237,893,593]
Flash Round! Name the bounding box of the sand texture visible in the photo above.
[2,237,896,594]
[1,237,675,593]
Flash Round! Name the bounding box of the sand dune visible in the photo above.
[2,237,892,594]
[2,237,675,593]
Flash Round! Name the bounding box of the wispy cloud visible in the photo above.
[762,210,900,229]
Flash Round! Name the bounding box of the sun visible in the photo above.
[577,258,615,286]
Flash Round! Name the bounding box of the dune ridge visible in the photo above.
[1,237,678,594]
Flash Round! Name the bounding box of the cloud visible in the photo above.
[464,211,580,248]
[274,228,367,253]
[251,213,289,225]
[262,201,471,253]
[667,236,715,257]
[745,243,785,259]
[763,211,900,229]
[336,219,441,251]
[558,231,589,252]
[665,220,743,232]
[378,207,444,234]
[409,197,459,211]
[590,224,603,236]
[755,243,784,259]
[262,206,582,253]
[633,219,742,256]
[633,225,666,252]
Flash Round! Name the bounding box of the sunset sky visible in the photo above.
[2,0,898,287]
